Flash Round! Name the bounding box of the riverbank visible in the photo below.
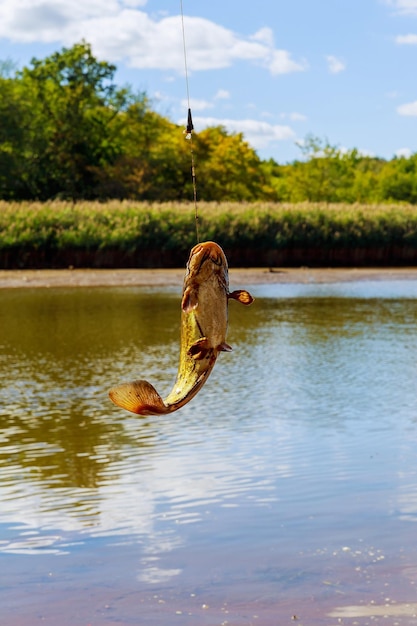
[2,201,417,269]
[1,266,417,288]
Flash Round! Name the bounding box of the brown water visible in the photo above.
[1,281,417,625]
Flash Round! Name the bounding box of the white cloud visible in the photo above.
[123,0,147,6]
[191,116,295,150]
[356,148,375,157]
[0,1,306,76]
[290,112,307,121]
[269,49,307,75]
[250,27,275,47]
[248,28,308,75]
[214,89,231,100]
[395,33,417,44]
[326,55,346,74]
[386,90,400,98]
[280,112,307,121]
[181,97,213,111]
[397,100,417,115]
[395,147,412,157]
[338,145,375,157]
[385,0,417,15]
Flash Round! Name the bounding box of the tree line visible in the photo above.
[0,41,416,204]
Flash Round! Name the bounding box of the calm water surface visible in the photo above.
[1,281,417,625]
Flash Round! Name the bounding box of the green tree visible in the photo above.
[283,135,358,202]
[95,104,193,200]
[259,158,290,201]
[3,41,417,204]
[0,76,27,198]
[13,41,137,200]
[193,126,268,201]
[351,156,386,203]
[377,154,417,203]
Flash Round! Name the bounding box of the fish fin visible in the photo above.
[218,342,233,352]
[229,289,254,306]
[182,285,199,313]
[188,337,211,360]
[109,379,168,415]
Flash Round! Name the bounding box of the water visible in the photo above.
[1,281,417,625]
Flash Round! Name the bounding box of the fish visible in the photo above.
[108,240,254,416]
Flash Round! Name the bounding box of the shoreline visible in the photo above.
[1,266,417,289]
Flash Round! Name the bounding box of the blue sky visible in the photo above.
[0,0,416,163]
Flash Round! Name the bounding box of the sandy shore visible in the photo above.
[1,266,417,288]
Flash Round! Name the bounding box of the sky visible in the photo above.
[0,0,417,163]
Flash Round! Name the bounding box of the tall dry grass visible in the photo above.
[1,200,417,251]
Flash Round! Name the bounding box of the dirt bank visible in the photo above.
[1,266,417,289]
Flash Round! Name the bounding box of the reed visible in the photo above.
[1,200,417,260]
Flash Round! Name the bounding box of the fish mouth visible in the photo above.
[191,241,225,271]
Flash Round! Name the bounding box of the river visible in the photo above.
[1,280,417,625]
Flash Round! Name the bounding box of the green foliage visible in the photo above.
[0,76,26,197]
[0,42,145,201]
[376,155,417,203]
[2,201,417,255]
[279,136,417,205]
[194,127,269,201]
[19,41,141,201]
[0,43,417,203]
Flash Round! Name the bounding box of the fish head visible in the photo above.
[186,241,228,286]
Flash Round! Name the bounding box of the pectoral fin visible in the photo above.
[218,342,233,352]
[188,337,211,360]
[109,379,168,415]
[229,289,254,305]
[182,285,199,313]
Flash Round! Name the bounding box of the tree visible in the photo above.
[14,41,137,200]
[350,157,386,203]
[282,135,359,202]
[193,126,268,201]
[94,104,193,200]
[377,154,417,203]
[0,76,28,198]
[2,41,417,204]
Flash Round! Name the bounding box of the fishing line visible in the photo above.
[180,0,200,243]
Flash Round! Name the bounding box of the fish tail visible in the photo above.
[109,379,169,415]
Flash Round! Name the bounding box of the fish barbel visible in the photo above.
[108,241,254,415]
